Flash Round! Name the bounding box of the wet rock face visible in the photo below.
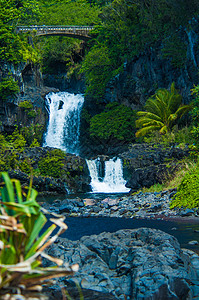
[104,46,198,110]
[45,228,199,300]
[120,144,190,192]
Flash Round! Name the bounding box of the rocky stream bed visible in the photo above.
[41,190,199,300]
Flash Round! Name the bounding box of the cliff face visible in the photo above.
[104,21,199,110]
[105,50,199,111]
[0,62,58,133]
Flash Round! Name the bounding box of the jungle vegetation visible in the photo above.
[1,0,199,97]
[1,0,199,209]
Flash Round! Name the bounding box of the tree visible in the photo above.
[135,83,191,137]
[0,0,41,63]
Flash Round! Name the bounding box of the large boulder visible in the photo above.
[45,228,199,299]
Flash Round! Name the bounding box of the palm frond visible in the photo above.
[136,82,190,137]
[136,118,164,129]
[175,104,192,118]
[136,125,162,137]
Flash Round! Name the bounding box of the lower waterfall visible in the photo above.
[43,91,84,154]
[86,157,130,193]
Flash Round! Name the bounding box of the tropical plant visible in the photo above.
[0,172,78,299]
[135,82,191,137]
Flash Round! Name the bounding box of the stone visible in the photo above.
[180,209,195,217]
[188,240,199,245]
[84,199,96,206]
[45,228,199,300]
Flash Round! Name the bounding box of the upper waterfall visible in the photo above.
[43,92,84,154]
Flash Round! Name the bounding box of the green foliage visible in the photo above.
[38,149,66,178]
[143,126,194,146]
[81,0,199,98]
[30,138,40,147]
[0,134,18,171]
[37,0,100,74]
[0,172,76,298]
[0,0,41,63]
[18,100,33,109]
[0,134,9,151]
[161,33,187,68]
[17,158,33,173]
[170,165,199,209]
[19,100,37,119]
[21,124,44,146]
[190,85,199,146]
[0,127,42,174]
[0,77,19,101]
[81,45,114,99]
[7,128,26,150]
[191,85,199,124]
[90,102,137,141]
[135,83,191,137]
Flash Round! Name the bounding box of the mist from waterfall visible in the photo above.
[86,157,130,193]
[43,92,84,154]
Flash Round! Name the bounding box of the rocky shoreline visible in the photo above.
[41,189,199,222]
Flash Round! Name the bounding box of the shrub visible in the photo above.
[142,126,194,146]
[0,76,19,101]
[17,158,33,174]
[7,128,26,150]
[30,138,40,147]
[18,100,37,119]
[38,149,66,178]
[21,124,44,146]
[90,102,137,142]
[18,100,34,110]
[170,165,199,209]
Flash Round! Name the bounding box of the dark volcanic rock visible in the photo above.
[45,228,199,300]
[120,144,190,192]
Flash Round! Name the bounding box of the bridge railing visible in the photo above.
[16,25,94,33]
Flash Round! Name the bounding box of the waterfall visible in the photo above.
[43,92,84,154]
[185,29,198,68]
[86,157,130,193]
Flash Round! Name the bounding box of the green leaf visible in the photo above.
[1,172,15,203]
[25,213,47,252]
[25,224,56,259]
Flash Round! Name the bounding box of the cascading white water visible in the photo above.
[43,91,129,193]
[86,157,130,193]
[43,92,84,154]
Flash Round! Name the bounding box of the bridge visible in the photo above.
[16,25,94,40]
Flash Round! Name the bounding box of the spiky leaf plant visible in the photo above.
[135,82,191,137]
[0,172,78,299]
